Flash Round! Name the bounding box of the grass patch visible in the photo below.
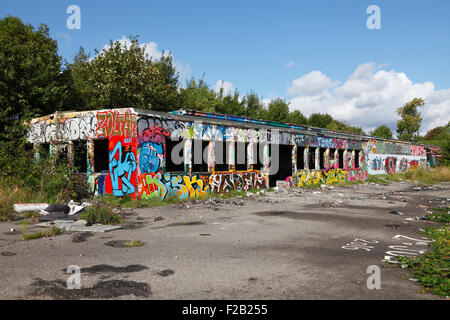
[22,220,63,241]
[80,206,121,225]
[123,240,144,247]
[425,207,450,223]
[397,225,449,297]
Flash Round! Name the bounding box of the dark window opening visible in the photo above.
[309,147,316,170]
[269,144,292,187]
[355,150,360,168]
[39,143,50,159]
[319,148,326,169]
[253,143,263,171]
[296,146,305,170]
[73,140,87,173]
[94,139,109,173]
[56,145,68,166]
[338,149,344,169]
[165,138,185,172]
[214,141,229,172]
[235,142,248,171]
[330,148,336,167]
[191,140,209,173]
[24,142,34,152]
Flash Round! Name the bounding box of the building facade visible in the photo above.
[27,108,436,199]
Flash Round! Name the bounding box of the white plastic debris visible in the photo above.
[13,203,49,213]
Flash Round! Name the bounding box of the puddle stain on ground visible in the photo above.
[1,251,16,256]
[29,278,151,299]
[157,269,175,277]
[78,264,148,274]
[120,222,147,230]
[150,221,206,230]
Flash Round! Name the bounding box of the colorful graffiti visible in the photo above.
[210,171,266,193]
[139,127,170,173]
[139,172,210,199]
[367,154,427,175]
[108,137,137,196]
[96,109,138,139]
[297,169,366,187]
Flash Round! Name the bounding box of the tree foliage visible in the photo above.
[71,36,180,111]
[265,98,290,123]
[396,98,425,141]
[308,113,334,129]
[0,16,64,141]
[370,125,393,139]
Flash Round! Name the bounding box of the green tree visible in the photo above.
[243,90,264,119]
[327,120,365,135]
[287,110,308,126]
[370,125,393,139]
[265,98,290,122]
[217,89,245,116]
[179,77,219,113]
[71,36,180,111]
[396,98,425,141]
[308,113,334,128]
[423,125,444,141]
[0,16,64,140]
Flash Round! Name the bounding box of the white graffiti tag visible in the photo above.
[342,238,379,251]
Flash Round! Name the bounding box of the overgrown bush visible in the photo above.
[80,206,121,225]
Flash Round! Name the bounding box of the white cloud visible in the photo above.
[285,61,294,68]
[287,70,339,96]
[214,80,234,96]
[288,62,449,135]
[101,36,192,83]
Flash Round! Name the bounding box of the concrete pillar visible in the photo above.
[208,140,215,173]
[87,139,95,175]
[304,146,309,170]
[315,147,320,170]
[228,141,235,171]
[184,138,192,174]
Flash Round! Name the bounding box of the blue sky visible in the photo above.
[2,0,449,133]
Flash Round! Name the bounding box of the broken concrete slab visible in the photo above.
[35,220,122,233]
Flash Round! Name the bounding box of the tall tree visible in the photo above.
[396,98,425,141]
[287,110,308,126]
[71,36,180,111]
[243,90,264,119]
[0,16,64,140]
[370,125,393,139]
[327,120,365,135]
[179,77,219,113]
[308,113,334,128]
[265,98,290,122]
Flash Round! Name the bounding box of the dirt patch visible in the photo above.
[121,222,147,230]
[151,221,206,230]
[157,269,175,277]
[252,211,301,216]
[72,232,93,243]
[30,278,151,299]
[79,264,148,274]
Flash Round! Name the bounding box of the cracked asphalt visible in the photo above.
[0,181,448,300]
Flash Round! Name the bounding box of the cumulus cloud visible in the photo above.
[287,70,339,96]
[101,36,192,83]
[214,80,235,96]
[288,62,449,135]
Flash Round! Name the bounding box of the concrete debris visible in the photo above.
[154,216,165,222]
[36,220,122,233]
[390,210,404,215]
[312,191,322,195]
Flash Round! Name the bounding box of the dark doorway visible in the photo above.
[165,138,185,172]
[191,140,209,173]
[296,146,305,170]
[73,140,87,173]
[338,149,344,169]
[355,150,360,168]
[268,144,292,187]
[94,139,109,173]
[214,141,229,172]
[319,148,326,169]
[235,142,248,171]
[309,147,316,170]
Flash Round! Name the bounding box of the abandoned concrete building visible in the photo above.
[26,108,441,199]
